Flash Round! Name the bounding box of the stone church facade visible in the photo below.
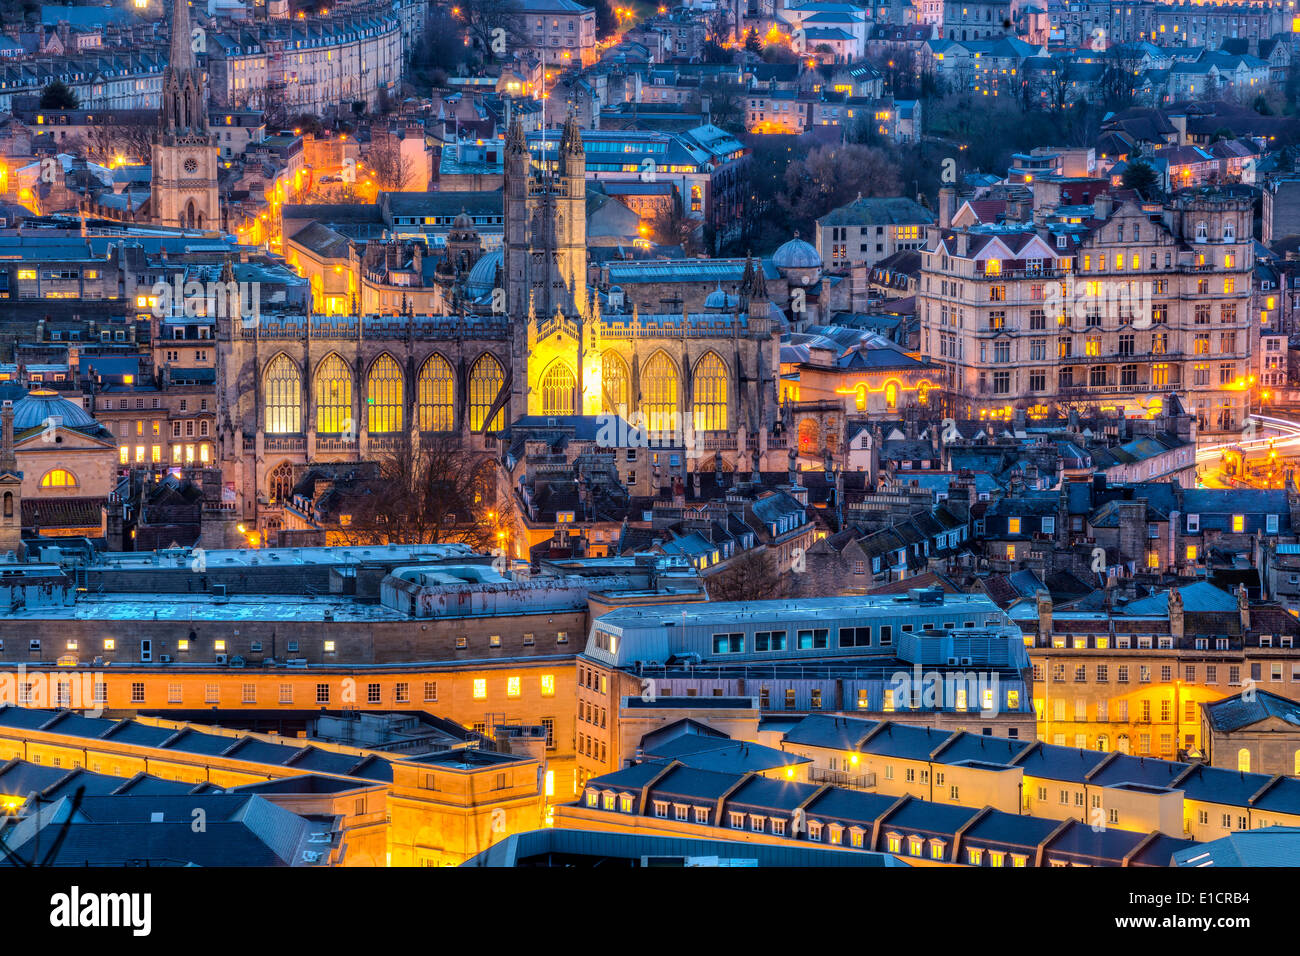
[214,116,786,545]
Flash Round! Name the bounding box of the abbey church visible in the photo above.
[211,75,820,542]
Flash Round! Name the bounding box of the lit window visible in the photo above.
[1232,515,1245,533]
[38,469,78,490]
[507,676,521,698]
[540,674,555,697]
[473,679,487,699]
[324,640,336,653]
[1008,517,1020,534]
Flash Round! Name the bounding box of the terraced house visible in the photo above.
[0,707,544,866]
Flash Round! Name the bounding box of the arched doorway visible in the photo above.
[268,462,294,506]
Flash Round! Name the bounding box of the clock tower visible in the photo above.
[151,0,219,230]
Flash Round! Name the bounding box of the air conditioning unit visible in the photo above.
[215,654,227,665]
[960,656,973,666]
[947,657,959,666]
[159,655,172,663]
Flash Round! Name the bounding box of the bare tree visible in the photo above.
[777,143,902,233]
[651,189,701,254]
[330,432,499,549]
[459,0,525,61]
[706,548,787,601]
[365,134,417,191]
[65,114,154,167]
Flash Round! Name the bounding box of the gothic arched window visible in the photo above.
[692,352,728,433]
[268,462,294,506]
[315,353,353,435]
[263,354,301,434]
[366,353,404,434]
[642,351,679,433]
[601,351,629,415]
[417,354,454,432]
[541,361,576,416]
[469,353,505,432]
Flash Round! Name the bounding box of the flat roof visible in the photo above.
[595,593,1000,629]
[2,593,410,623]
[90,542,478,570]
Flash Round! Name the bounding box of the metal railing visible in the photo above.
[810,767,876,790]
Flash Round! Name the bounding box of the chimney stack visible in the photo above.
[938,186,957,229]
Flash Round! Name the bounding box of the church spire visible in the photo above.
[159,0,208,136]
[170,0,197,75]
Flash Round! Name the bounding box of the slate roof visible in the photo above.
[0,793,335,867]
[1203,689,1300,733]
[465,827,907,866]
[1174,826,1300,867]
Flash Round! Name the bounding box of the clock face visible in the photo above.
[184,157,198,174]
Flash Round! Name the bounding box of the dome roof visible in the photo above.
[465,249,503,299]
[452,209,475,232]
[772,234,822,270]
[704,284,738,310]
[12,389,97,432]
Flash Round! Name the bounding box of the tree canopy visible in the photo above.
[40,80,79,110]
